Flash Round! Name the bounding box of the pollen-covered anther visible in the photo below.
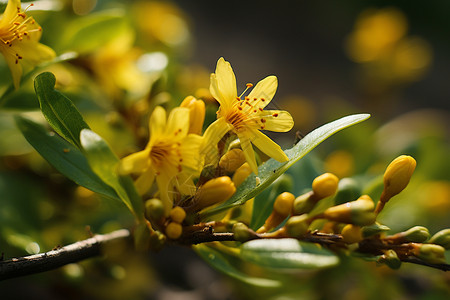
[260,118,266,123]
[272,113,279,117]
[246,83,254,88]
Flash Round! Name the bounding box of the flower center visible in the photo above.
[0,3,41,63]
[150,140,182,172]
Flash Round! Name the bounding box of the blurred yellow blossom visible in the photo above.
[203,57,294,174]
[0,0,55,89]
[119,106,202,214]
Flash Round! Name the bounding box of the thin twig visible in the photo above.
[0,229,131,281]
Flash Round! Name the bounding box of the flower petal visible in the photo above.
[201,117,233,164]
[180,134,203,172]
[156,173,174,215]
[247,75,278,109]
[165,107,190,139]
[239,133,258,174]
[119,150,150,174]
[0,0,20,27]
[2,50,23,90]
[135,168,156,195]
[259,110,294,132]
[175,172,197,196]
[215,57,237,106]
[251,130,289,163]
[149,106,167,138]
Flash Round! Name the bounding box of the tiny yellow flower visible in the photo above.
[203,57,294,174]
[120,106,202,215]
[0,0,55,89]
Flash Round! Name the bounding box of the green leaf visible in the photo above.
[194,244,281,288]
[34,72,90,149]
[250,173,293,231]
[80,129,143,219]
[15,116,119,201]
[200,113,371,220]
[240,238,339,270]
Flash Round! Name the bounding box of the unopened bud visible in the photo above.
[379,250,402,270]
[233,222,255,242]
[145,198,165,222]
[428,229,450,249]
[312,173,339,199]
[227,139,241,151]
[232,162,252,187]
[412,243,446,265]
[170,206,186,223]
[273,192,295,216]
[285,215,310,238]
[180,96,205,134]
[334,177,361,205]
[341,224,363,244]
[195,176,236,210]
[322,195,375,226]
[219,148,246,172]
[292,192,316,215]
[381,155,416,204]
[165,222,183,239]
[362,222,390,238]
[403,226,430,243]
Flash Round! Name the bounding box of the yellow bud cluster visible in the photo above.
[180,96,205,134]
[219,148,246,172]
[170,206,186,224]
[381,155,416,204]
[341,224,363,244]
[165,222,183,240]
[312,173,339,199]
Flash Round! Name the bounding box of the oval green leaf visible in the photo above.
[194,244,281,288]
[240,238,339,270]
[34,72,90,149]
[15,116,119,201]
[200,113,371,220]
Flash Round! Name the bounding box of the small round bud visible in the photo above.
[402,226,430,243]
[165,222,183,240]
[180,96,205,134]
[233,222,254,242]
[334,177,361,205]
[170,206,186,224]
[195,176,236,211]
[380,250,402,270]
[273,192,295,216]
[292,192,316,215]
[312,173,339,199]
[145,198,165,221]
[428,229,450,249]
[232,162,252,187]
[413,244,446,265]
[341,224,363,244]
[219,148,246,172]
[381,155,416,203]
[285,215,310,238]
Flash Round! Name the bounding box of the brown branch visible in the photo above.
[0,229,131,281]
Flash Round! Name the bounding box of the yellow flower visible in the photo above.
[0,0,55,89]
[203,57,294,174]
[120,106,202,214]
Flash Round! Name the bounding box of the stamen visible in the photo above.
[272,113,279,117]
[238,82,253,98]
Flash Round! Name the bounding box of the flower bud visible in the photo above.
[180,96,205,134]
[165,222,183,239]
[312,173,339,199]
[194,176,236,211]
[232,222,255,242]
[379,250,402,270]
[322,195,375,226]
[380,155,416,204]
[412,243,447,265]
[232,162,252,187]
[334,177,361,205]
[292,192,316,215]
[428,229,450,249]
[170,206,186,224]
[219,148,246,172]
[285,215,310,238]
[361,222,390,238]
[145,198,165,222]
[403,226,430,243]
[273,192,295,216]
[341,224,363,244]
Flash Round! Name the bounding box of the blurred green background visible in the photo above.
[0,0,449,299]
